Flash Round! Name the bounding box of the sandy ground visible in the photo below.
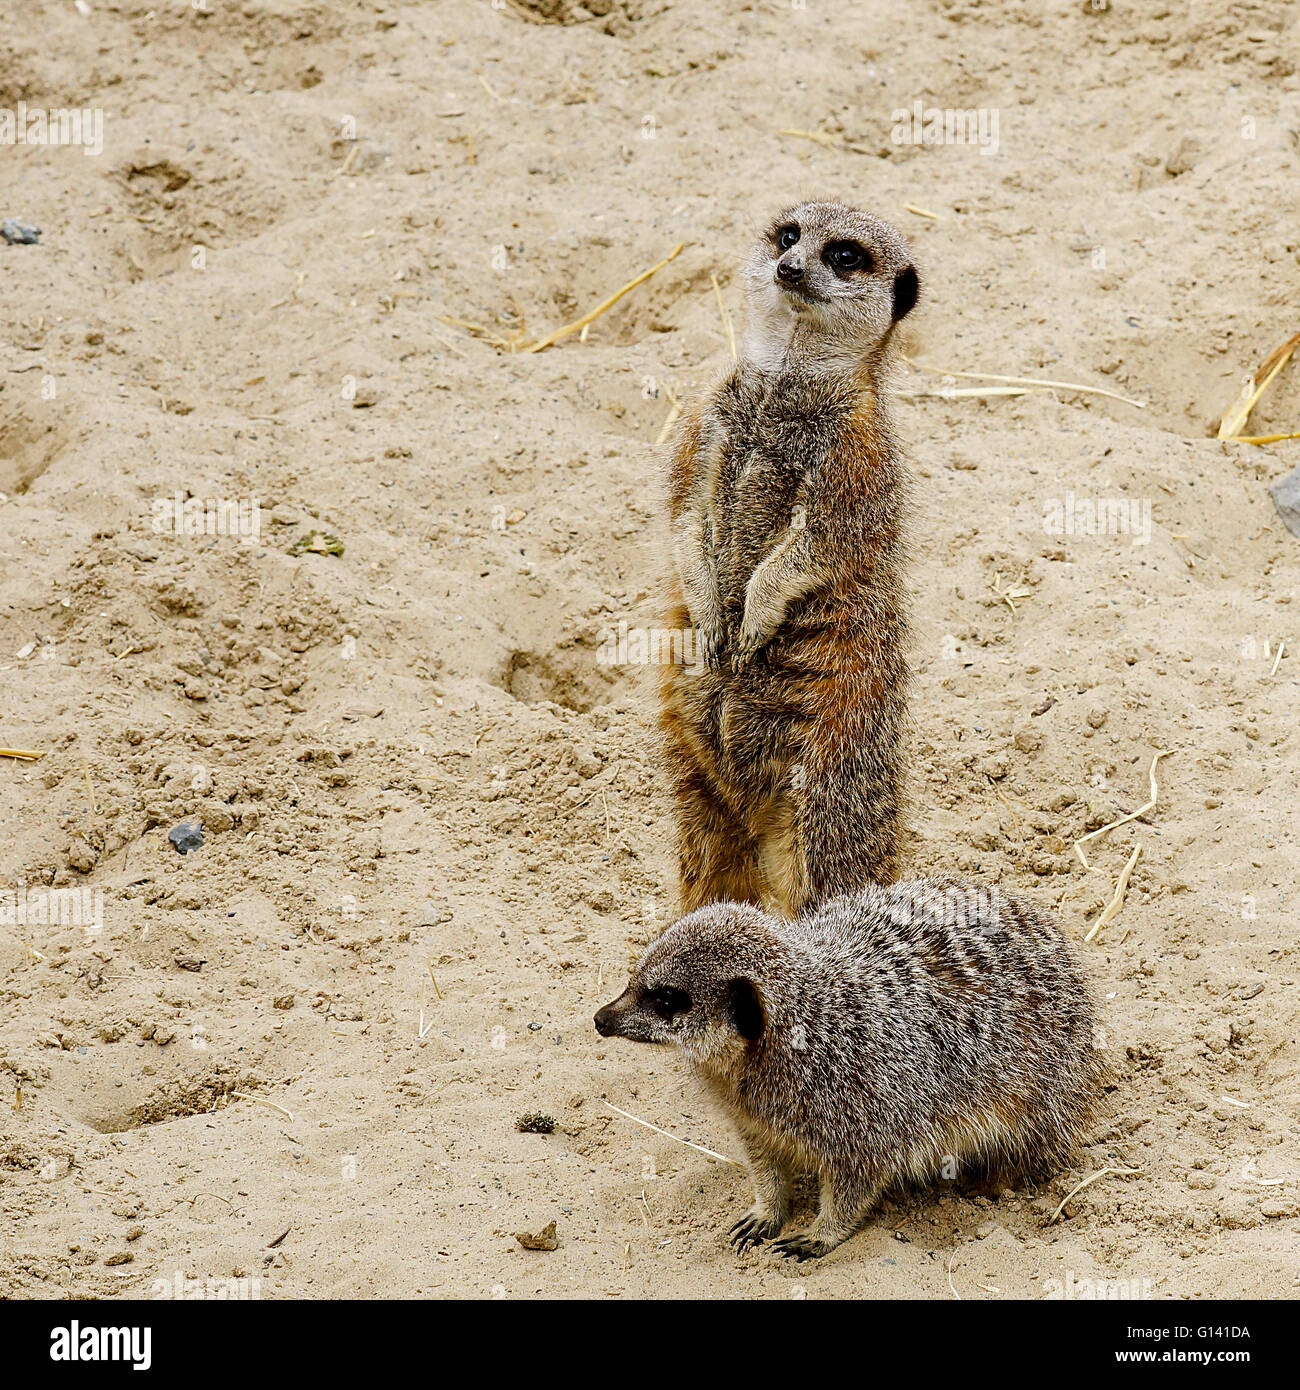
[2,0,1299,1300]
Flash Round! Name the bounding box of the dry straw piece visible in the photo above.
[710,272,737,361]
[1074,749,1172,870]
[1084,843,1141,943]
[905,357,1148,408]
[436,314,524,352]
[990,570,1031,613]
[1046,1166,1142,1225]
[603,1101,743,1167]
[899,385,1045,400]
[0,748,45,761]
[527,242,685,354]
[230,1091,294,1122]
[654,384,683,446]
[1218,330,1300,441]
[776,127,841,149]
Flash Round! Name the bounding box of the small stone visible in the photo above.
[1164,135,1202,177]
[571,744,602,778]
[104,1251,134,1266]
[288,531,344,557]
[0,219,41,245]
[516,1220,558,1251]
[1086,706,1108,729]
[273,994,295,1010]
[168,820,205,855]
[1269,466,1300,538]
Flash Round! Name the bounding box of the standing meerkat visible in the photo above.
[661,200,919,917]
[595,879,1099,1261]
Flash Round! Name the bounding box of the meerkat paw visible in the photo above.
[729,1207,784,1253]
[730,629,765,673]
[770,1231,833,1262]
[697,621,727,670]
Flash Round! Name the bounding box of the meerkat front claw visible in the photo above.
[771,1234,829,1262]
[729,1210,782,1252]
[730,633,762,672]
[699,624,727,670]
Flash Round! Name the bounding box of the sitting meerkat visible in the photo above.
[595,879,1099,1261]
[661,200,919,917]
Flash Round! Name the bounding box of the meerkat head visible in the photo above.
[593,903,778,1066]
[742,200,919,370]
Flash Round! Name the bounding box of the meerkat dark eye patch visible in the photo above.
[775,224,800,250]
[823,240,871,274]
[892,264,919,320]
[645,985,691,1021]
[727,979,765,1041]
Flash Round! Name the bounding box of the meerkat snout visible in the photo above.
[594,982,690,1043]
[595,989,664,1045]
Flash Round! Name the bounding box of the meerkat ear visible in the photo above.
[892,265,919,321]
[727,979,765,1041]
